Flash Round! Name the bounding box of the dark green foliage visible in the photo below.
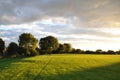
[35,47,41,55]
[39,36,59,54]
[96,49,103,54]
[71,48,76,53]
[7,42,19,57]
[75,49,82,53]
[85,50,95,54]
[116,50,120,55]
[72,49,84,54]
[29,49,38,56]
[107,50,114,54]
[56,44,65,53]
[0,38,5,56]
[56,43,72,53]
[63,43,72,53]
[17,33,38,57]
[18,47,38,56]
[18,33,38,50]
[18,47,26,56]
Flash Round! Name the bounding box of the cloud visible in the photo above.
[1,20,120,48]
[0,0,120,50]
[0,0,119,27]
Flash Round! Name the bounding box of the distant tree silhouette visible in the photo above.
[107,50,114,54]
[85,50,95,54]
[0,38,5,56]
[96,49,103,54]
[7,42,19,57]
[55,43,72,53]
[74,49,83,54]
[116,50,120,55]
[56,44,65,53]
[64,43,72,53]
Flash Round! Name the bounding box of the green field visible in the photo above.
[0,54,120,80]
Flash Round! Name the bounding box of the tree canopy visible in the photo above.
[56,43,72,53]
[64,43,72,53]
[18,33,38,50]
[7,42,18,56]
[39,36,59,53]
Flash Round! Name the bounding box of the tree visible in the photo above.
[55,44,65,53]
[107,50,114,54]
[85,50,95,54]
[64,43,72,53]
[116,50,120,55]
[7,42,18,57]
[0,38,5,56]
[96,49,103,54]
[17,47,26,56]
[55,43,72,53]
[18,33,38,56]
[74,49,82,54]
[18,33,38,50]
[39,36,59,54]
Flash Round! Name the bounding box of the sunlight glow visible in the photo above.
[101,28,120,35]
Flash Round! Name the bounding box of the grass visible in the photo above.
[0,54,120,80]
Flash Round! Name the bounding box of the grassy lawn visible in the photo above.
[0,54,120,80]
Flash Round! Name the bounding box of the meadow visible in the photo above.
[0,54,120,80]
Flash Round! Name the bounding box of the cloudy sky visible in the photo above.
[0,0,120,51]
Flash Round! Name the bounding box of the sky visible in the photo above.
[0,0,120,51]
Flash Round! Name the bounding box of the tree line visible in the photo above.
[0,33,120,58]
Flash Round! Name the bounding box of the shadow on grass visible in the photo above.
[34,62,120,80]
[0,58,39,71]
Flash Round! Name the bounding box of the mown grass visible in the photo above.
[0,54,120,80]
